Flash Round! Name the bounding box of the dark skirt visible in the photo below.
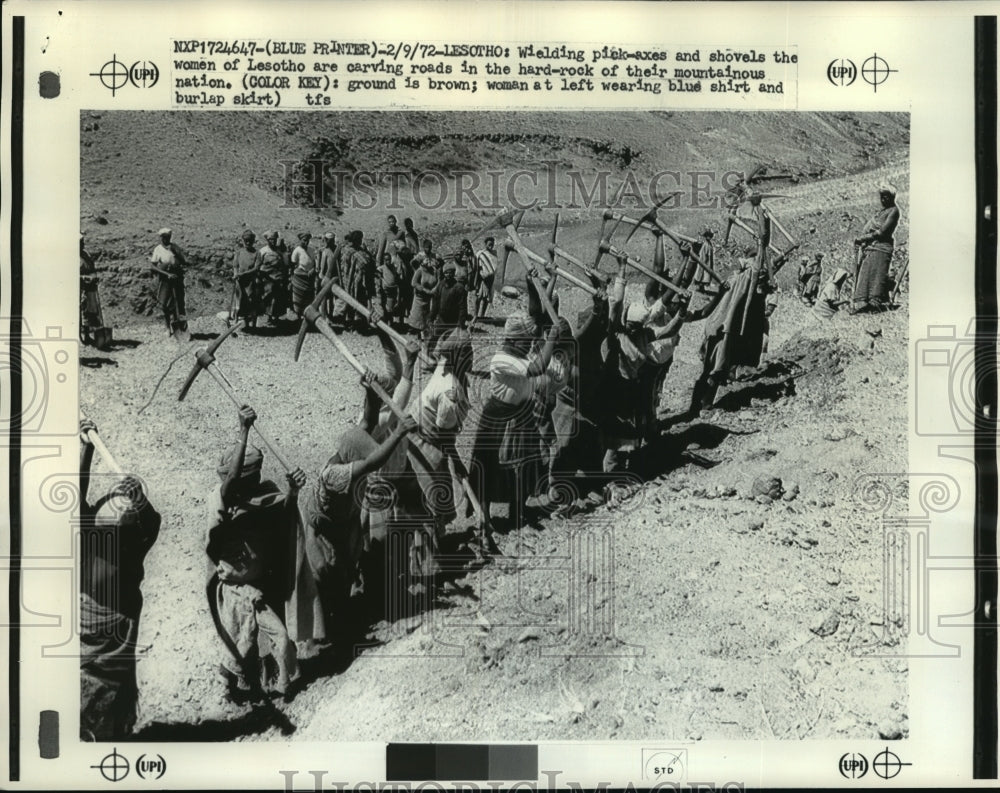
[291,272,315,315]
[81,285,102,329]
[80,593,140,739]
[157,278,185,317]
[258,277,287,319]
[469,396,531,506]
[854,246,892,306]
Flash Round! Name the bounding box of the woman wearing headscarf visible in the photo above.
[256,231,287,325]
[78,420,161,739]
[814,268,851,320]
[688,250,769,416]
[300,383,417,642]
[469,314,561,528]
[149,228,187,337]
[407,253,439,340]
[232,229,260,328]
[852,185,901,313]
[206,406,308,703]
[599,257,664,471]
[547,279,611,515]
[290,232,317,318]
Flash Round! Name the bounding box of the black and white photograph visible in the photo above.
[76,109,911,744]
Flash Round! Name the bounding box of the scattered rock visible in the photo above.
[810,611,840,637]
[878,721,904,740]
[825,569,841,586]
[751,475,784,500]
[517,628,540,643]
[782,482,800,502]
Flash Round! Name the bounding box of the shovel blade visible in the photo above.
[171,321,190,343]
[94,327,113,351]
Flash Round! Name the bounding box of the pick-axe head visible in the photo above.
[178,320,244,401]
[624,191,681,247]
[471,207,522,243]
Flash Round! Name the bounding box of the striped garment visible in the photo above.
[476,248,497,278]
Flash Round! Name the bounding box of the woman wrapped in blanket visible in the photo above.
[468,313,561,530]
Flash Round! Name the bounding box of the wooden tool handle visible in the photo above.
[327,282,414,351]
[309,314,444,468]
[204,366,294,472]
[85,429,124,475]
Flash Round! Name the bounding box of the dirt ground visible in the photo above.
[80,111,909,743]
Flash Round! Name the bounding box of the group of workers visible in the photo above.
[79,184,902,737]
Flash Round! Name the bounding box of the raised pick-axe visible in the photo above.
[296,300,444,468]
[599,210,723,285]
[296,297,497,546]
[622,192,682,247]
[594,179,632,259]
[546,213,561,299]
[727,213,789,260]
[178,320,294,472]
[763,206,796,247]
[82,424,125,475]
[294,278,418,363]
[599,240,692,299]
[623,196,725,285]
[548,244,611,285]
[497,209,561,324]
[503,240,599,297]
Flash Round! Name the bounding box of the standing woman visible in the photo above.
[290,231,317,319]
[468,315,560,529]
[407,254,439,342]
[852,184,901,313]
[149,228,187,337]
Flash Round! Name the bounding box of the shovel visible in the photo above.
[170,281,190,343]
[91,287,114,351]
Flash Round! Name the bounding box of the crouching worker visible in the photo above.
[206,405,308,703]
[79,420,161,740]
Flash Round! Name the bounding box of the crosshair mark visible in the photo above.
[862,53,897,94]
[872,747,912,779]
[90,55,129,96]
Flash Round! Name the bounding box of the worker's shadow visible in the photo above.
[80,356,118,369]
[126,706,295,741]
[630,422,733,479]
[106,338,143,351]
[713,368,797,413]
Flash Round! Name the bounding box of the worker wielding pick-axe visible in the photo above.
[296,280,498,555]
[598,240,693,299]
[80,420,126,476]
[502,240,600,297]
[496,209,561,325]
[600,210,725,287]
[178,320,295,472]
